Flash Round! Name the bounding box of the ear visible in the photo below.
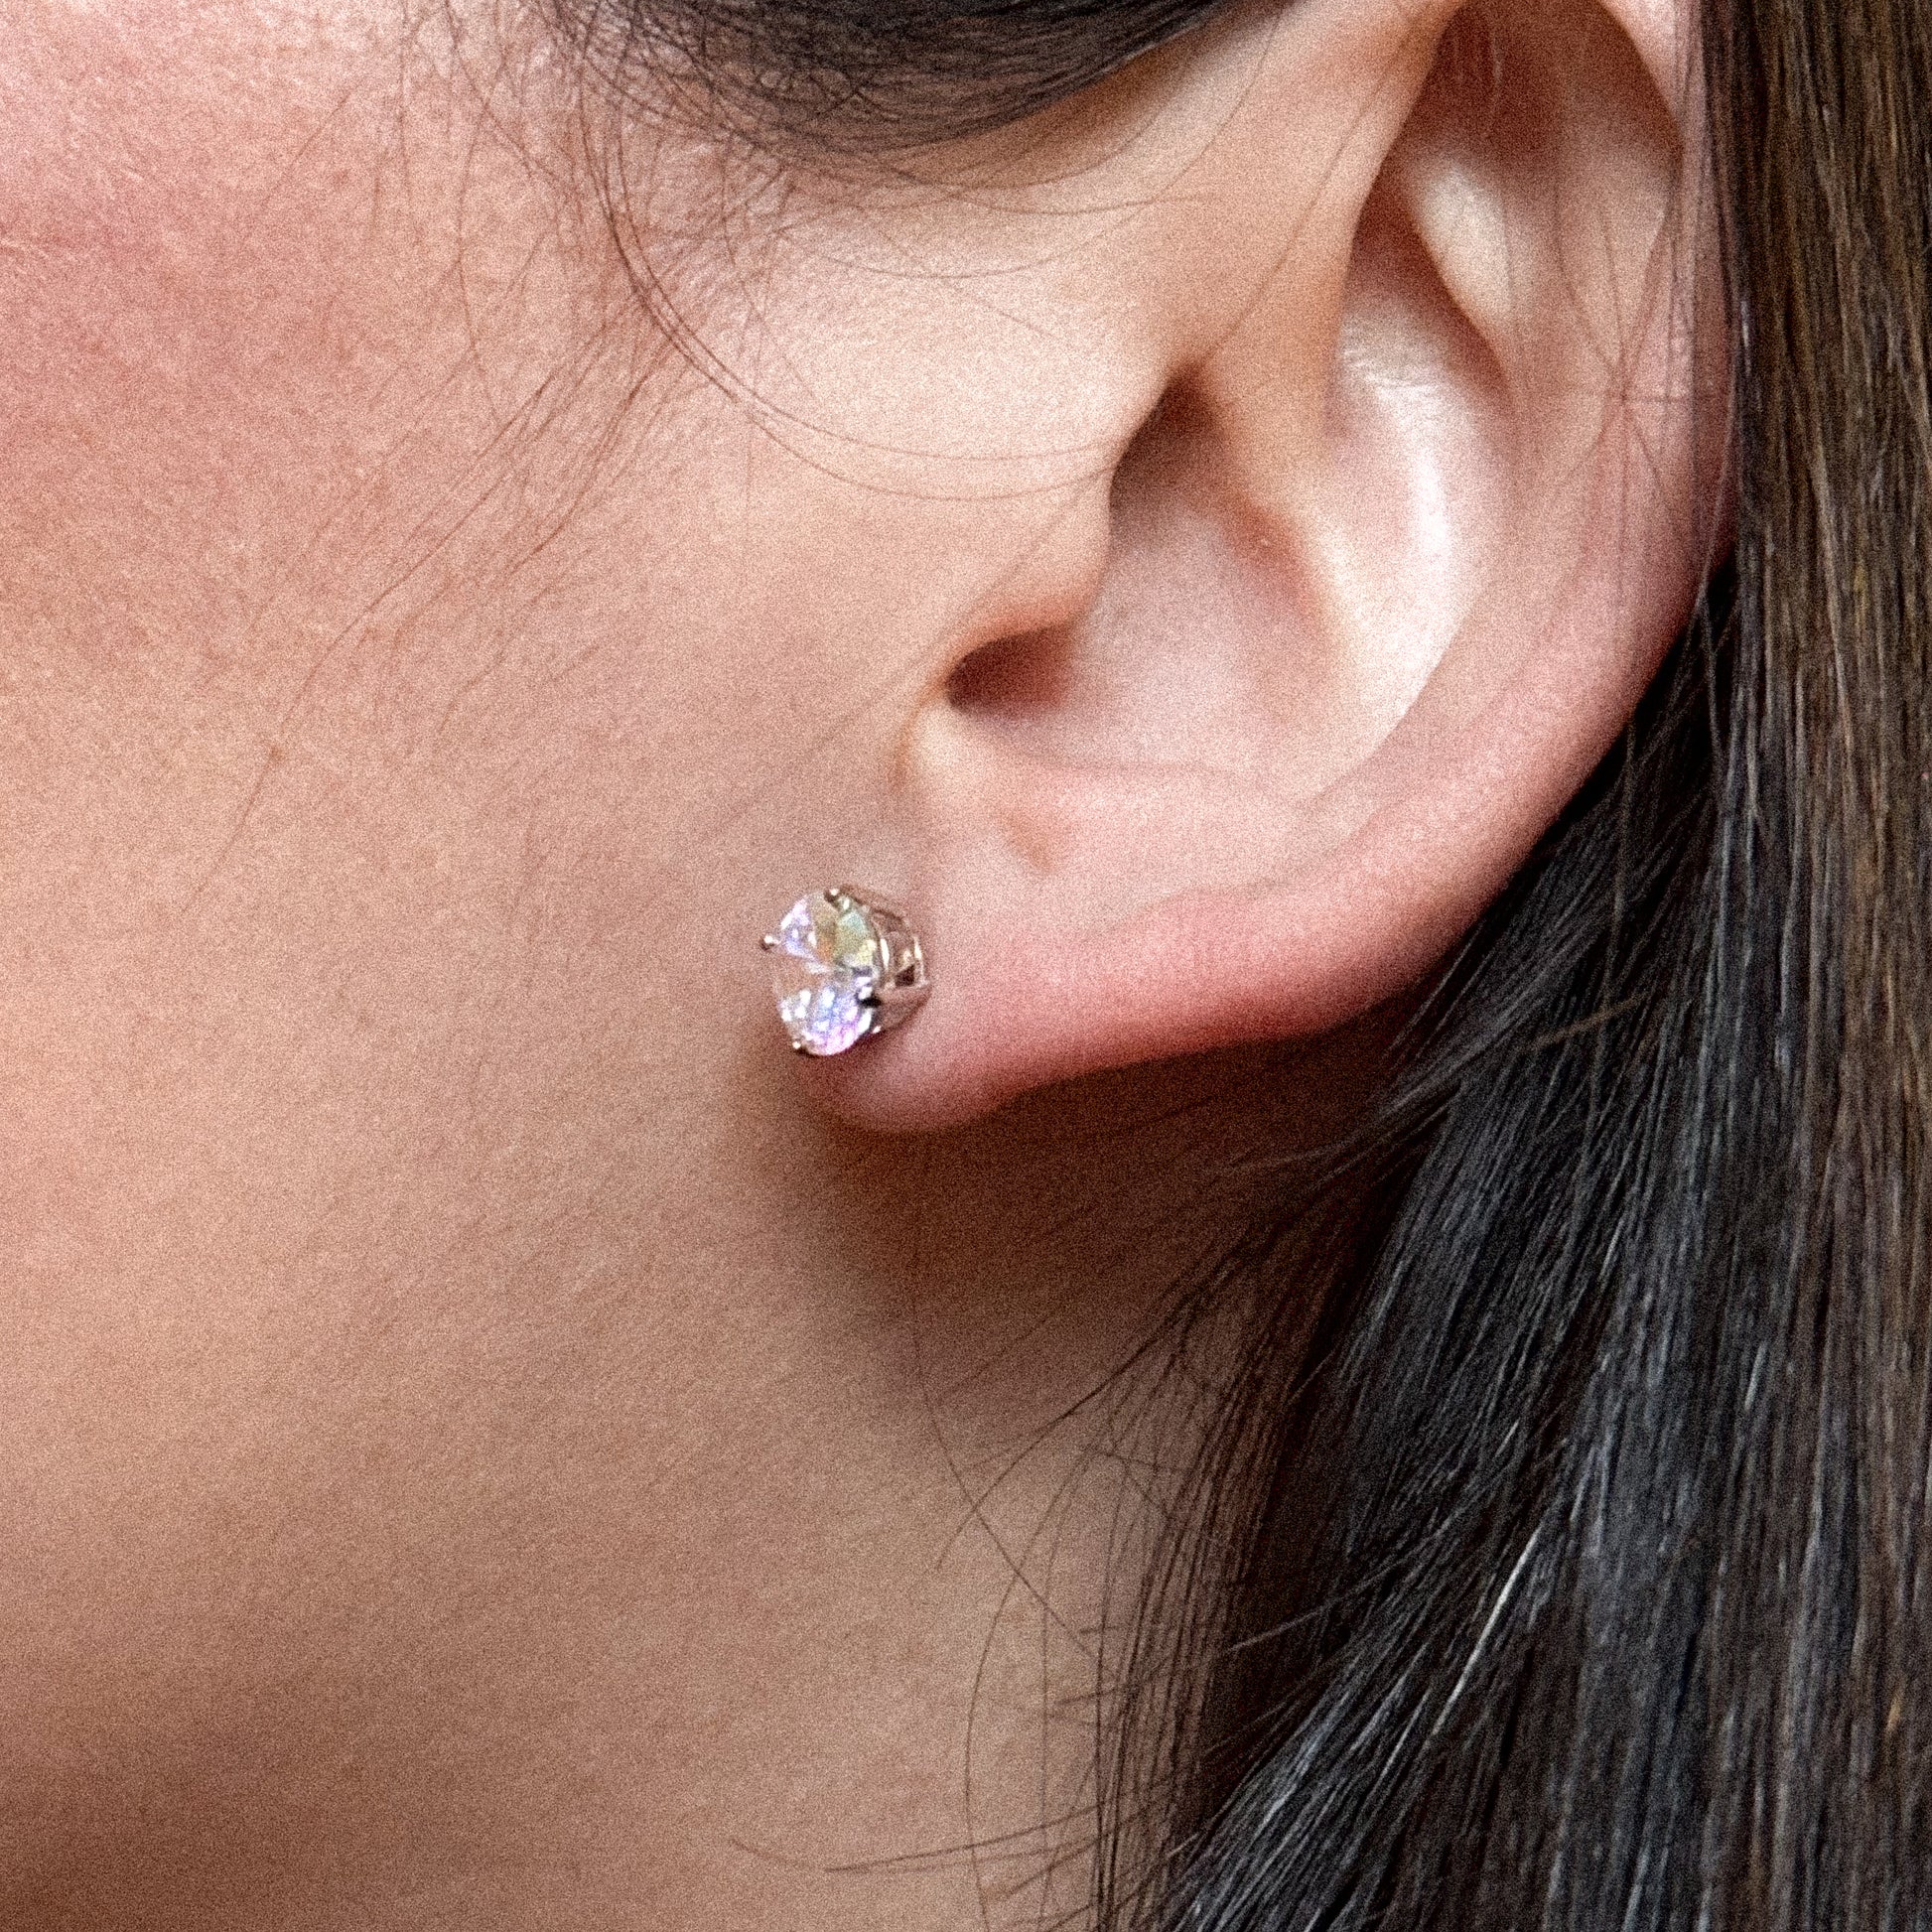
[812,0,1723,1131]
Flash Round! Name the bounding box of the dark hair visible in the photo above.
[560,1,1932,1924]
[551,0,1240,148]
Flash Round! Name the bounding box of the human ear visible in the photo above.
[809,0,1723,1131]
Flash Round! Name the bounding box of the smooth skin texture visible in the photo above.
[0,1,1716,1926]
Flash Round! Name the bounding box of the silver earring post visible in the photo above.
[761,886,929,1056]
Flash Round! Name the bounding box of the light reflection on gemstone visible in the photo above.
[766,889,886,1055]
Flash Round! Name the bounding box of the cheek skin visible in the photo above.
[0,0,776,1903]
[3,7,407,674]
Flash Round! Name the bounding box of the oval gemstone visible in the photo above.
[766,890,885,1055]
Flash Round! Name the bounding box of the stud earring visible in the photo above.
[761,887,930,1056]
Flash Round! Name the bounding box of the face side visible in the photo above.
[0,4,1373,1928]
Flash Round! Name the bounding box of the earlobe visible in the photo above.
[806,0,1723,1132]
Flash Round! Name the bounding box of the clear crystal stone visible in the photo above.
[766,889,886,1056]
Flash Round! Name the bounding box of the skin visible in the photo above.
[0,1,1713,1926]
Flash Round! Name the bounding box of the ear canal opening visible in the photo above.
[942,391,1209,731]
[945,623,1075,723]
